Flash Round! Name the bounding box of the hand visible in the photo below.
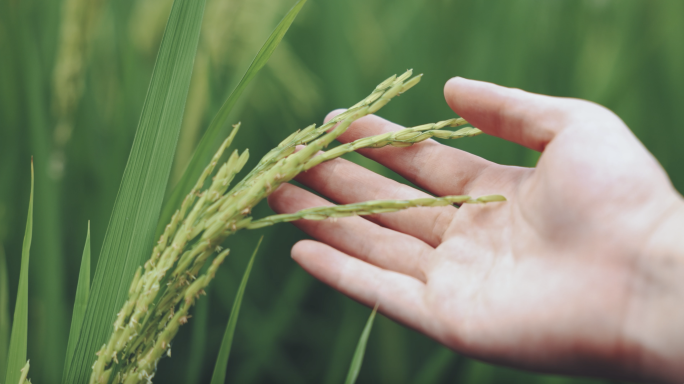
[268,78,684,383]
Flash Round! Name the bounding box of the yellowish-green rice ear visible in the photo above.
[90,67,496,382]
[89,70,420,383]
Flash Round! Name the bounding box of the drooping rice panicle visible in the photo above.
[91,71,506,384]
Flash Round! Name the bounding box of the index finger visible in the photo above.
[443,77,622,152]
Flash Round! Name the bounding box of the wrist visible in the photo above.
[624,194,684,383]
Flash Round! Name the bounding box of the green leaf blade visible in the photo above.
[63,0,208,381]
[4,161,33,384]
[210,237,263,384]
[156,0,308,239]
[344,304,379,384]
[62,221,91,381]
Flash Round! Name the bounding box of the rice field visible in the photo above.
[0,0,682,382]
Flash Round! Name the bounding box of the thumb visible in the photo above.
[444,77,614,152]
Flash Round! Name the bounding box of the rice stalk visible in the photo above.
[247,195,504,229]
[90,71,505,384]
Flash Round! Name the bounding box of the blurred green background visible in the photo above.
[1,0,683,382]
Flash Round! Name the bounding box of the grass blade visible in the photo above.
[344,304,379,384]
[62,221,90,380]
[210,236,263,384]
[3,161,33,384]
[0,243,9,379]
[20,14,68,379]
[156,0,308,239]
[63,0,208,381]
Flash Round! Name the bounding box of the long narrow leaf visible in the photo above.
[210,237,263,384]
[63,0,208,381]
[344,304,379,384]
[3,161,33,384]
[62,221,90,380]
[156,0,308,239]
[21,14,67,379]
[0,242,10,379]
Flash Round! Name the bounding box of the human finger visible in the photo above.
[291,239,431,334]
[443,77,621,152]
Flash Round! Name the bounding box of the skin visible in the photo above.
[268,77,684,383]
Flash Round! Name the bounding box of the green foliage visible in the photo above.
[63,222,90,381]
[344,305,378,384]
[210,237,263,384]
[62,0,208,381]
[4,162,33,384]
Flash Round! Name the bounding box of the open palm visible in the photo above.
[268,78,684,383]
